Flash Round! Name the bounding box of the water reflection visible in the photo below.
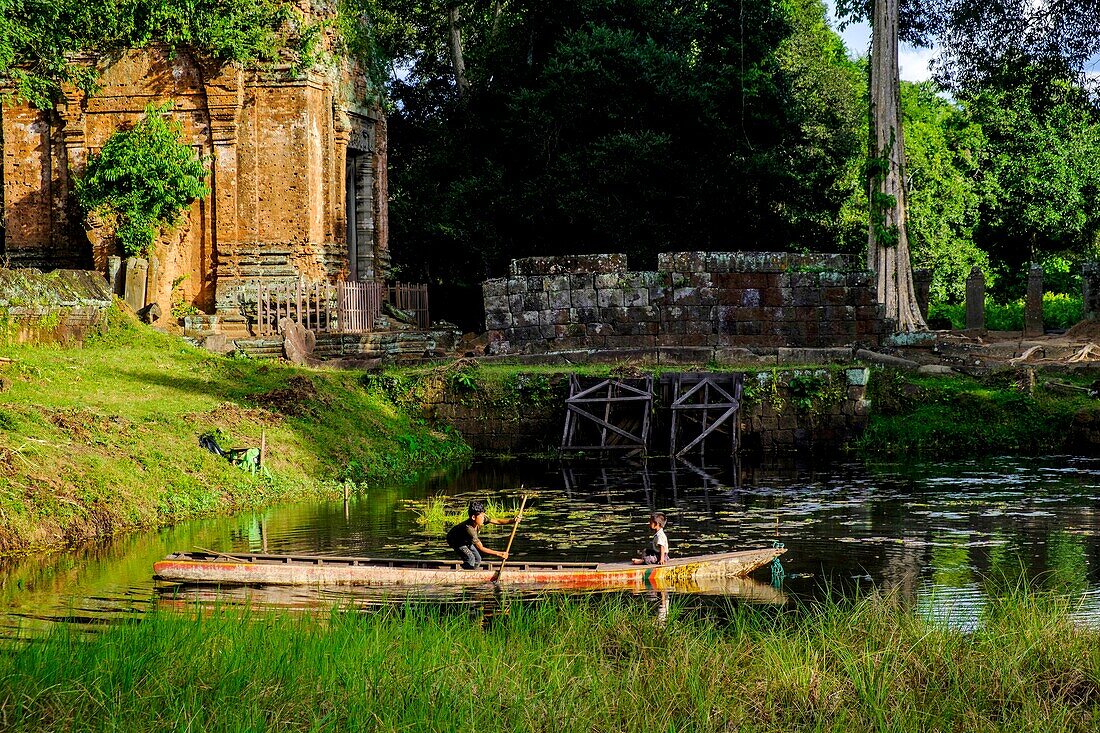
[2,455,1100,636]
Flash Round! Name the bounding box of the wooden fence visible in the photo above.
[389,282,430,329]
[252,280,428,335]
[338,281,384,334]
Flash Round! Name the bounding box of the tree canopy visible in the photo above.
[387,0,866,285]
[3,0,1100,320]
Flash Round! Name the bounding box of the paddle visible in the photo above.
[194,545,248,563]
[491,493,528,583]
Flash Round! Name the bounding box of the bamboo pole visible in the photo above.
[491,492,528,582]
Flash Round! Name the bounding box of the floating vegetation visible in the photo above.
[412,496,534,530]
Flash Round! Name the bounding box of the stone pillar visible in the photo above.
[1083,263,1100,321]
[371,114,390,280]
[124,257,149,312]
[965,266,985,331]
[203,67,244,313]
[913,269,932,320]
[354,157,375,281]
[146,256,160,309]
[1024,263,1044,337]
[333,109,351,277]
[107,256,123,296]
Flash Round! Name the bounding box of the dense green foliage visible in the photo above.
[3,592,1099,731]
[378,0,1100,320]
[967,72,1100,296]
[897,83,987,301]
[74,104,210,257]
[387,0,865,287]
[0,0,292,107]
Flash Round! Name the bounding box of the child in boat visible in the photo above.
[632,512,669,565]
[446,501,514,569]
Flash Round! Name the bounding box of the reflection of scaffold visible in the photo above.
[559,454,740,513]
[668,373,743,459]
[560,375,653,456]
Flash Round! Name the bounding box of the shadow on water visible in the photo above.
[4,454,1100,636]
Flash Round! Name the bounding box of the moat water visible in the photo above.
[3,455,1100,636]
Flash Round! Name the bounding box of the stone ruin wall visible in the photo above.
[1,42,388,322]
[482,252,888,353]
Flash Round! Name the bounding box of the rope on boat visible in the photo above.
[771,541,785,589]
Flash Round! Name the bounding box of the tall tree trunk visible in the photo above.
[447,4,470,97]
[491,0,504,40]
[868,0,926,332]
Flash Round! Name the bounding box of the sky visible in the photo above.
[822,1,1100,83]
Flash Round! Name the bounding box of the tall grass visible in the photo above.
[1,592,1097,731]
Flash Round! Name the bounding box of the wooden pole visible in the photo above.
[491,492,528,582]
[259,428,267,469]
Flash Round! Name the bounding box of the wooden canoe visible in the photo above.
[153,547,786,592]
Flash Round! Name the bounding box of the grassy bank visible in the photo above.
[374,360,1095,458]
[858,368,1095,457]
[1,592,1098,731]
[0,308,470,553]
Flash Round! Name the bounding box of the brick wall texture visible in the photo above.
[483,252,888,353]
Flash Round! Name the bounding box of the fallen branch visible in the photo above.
[854,349,919,369]
[1009,345,1045,365]
[1068,343,1100,363]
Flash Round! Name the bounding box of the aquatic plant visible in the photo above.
[414,496,531,530]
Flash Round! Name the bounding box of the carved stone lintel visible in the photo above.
[347,112,374,153]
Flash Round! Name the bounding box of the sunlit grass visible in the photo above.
[1,590,1098,732]
[0,306,471,553]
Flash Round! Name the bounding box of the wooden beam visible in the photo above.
[676,405,738,457]
[566,403,648,446]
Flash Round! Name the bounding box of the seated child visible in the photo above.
[632,512,669,565]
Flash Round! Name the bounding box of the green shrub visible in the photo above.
[74,103,209,257]
[927,293,1084,331]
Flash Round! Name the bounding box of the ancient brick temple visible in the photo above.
[1,42,388,322]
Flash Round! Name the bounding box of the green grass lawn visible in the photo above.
[0,307,470,553]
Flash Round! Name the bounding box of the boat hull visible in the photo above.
[154,548,785,592]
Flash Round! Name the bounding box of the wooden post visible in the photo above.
[669,375,680,456]
[259,428,267,469]
[601,381,613,448]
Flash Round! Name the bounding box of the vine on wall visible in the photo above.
[0,0,387,108]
